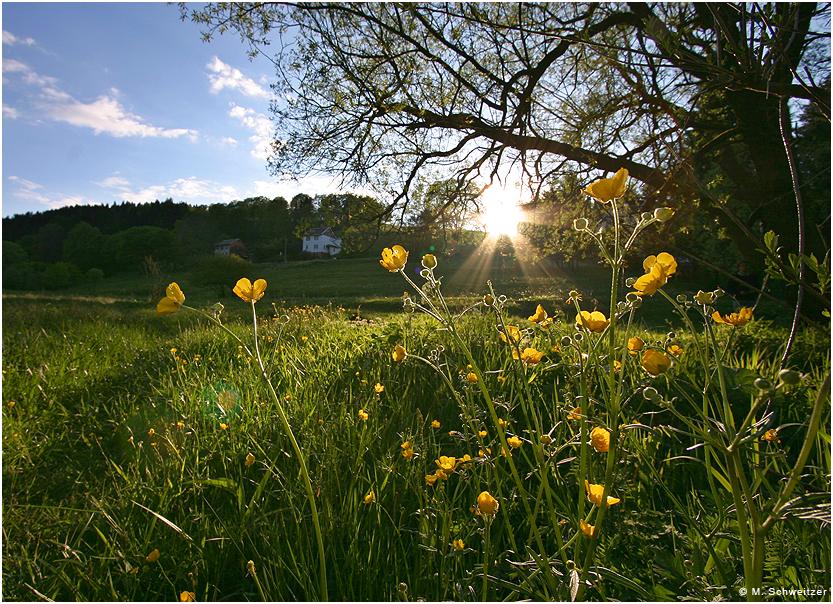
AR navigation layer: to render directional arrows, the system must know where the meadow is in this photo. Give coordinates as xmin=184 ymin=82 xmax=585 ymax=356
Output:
xmin=2 ymin=242 xmax=830 ymax=601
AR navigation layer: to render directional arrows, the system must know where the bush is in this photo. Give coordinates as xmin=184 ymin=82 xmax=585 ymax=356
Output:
xmin=86 ymin=268 xmax=105 ymax=284
xmin=191 ymin=254 xmax=253 ymax=291
xmin=42 ymin=262 xmax=82 ymax=290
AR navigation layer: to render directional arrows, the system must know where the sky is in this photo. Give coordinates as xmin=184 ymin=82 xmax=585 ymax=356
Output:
xmin=1 ymin=2 xmax=349 ymax=218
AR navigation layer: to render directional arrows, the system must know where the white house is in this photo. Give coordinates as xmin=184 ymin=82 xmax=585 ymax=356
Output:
xmin=302 ymin=227 xmax=342 ymax=256
xmin=214 ymin=238 xmax=247 ymax=257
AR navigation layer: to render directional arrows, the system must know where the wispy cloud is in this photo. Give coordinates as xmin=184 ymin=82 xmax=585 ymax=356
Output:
xmin=7 ymin=175 xmax=87 ymax=209
xmin=96 ymin=175 xmax=239 ymax=205
xmin=4 ymin=59 xmax=197 ymax=139
xmin=3 ymin=105 xmax=20 ymax=119
xmin=207 ymin=56 xmax=269 ymax=98
xmin=219 ymin=136 xmax=238 ymax=147
xmin=2 ymin=30 xmax=36 ymax=46
xmin=228 ymin=103 xmax=273 ymax=160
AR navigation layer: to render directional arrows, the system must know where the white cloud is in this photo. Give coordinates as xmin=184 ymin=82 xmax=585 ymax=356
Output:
xmin=3 ymin=59 xmax=197 ymax=139
xmin=207 ymin=56 xmax=269 ymax=99
xmin=7 ymin=175 xmax=87 ymax=209
xmin=3 ymin=31 xmax=36 ymax=46
xmin=97 ymin=175 xmax=239 ymax=205
xmin=94 ymin=175 xmax=131 ymax=188
xmin=3 ymin=106 xmax=20 ymax=119
xmin=228 ymin=103 xmax=273 ymax=160
xmin=219 ymin=136 xmax=238 ymax=146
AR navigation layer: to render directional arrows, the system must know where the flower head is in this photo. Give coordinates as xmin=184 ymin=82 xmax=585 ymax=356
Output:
xmin=761 ymin=428 xmax=780 ymax=443
xmin=583 ymin=168 xmax=629 ymax=203
xmin=452 ymin=538 xmax=465 ymax=551
xmin=499 ymin=325 xmax=521 ymax=344
xmin=627 ymin=337 xmax=644 ymax=356
xmin=632 ymin=253 xmax=677 ymax=296
xmin=180 ymin=592 xmax=196 ymax=602
xmin=157 ymin=282 xmax=185 ymax=315
xmin=579 ymin=520 xmax=596 ymax=538
xmin=540 ymin=434 xmax=553 ymax=445
xmin=528 ymin=304 xmax=548 ymax=323
xmin=507 ymin=435 xmax=523 ymax=449
xmin=585 ymin=480 xmax=621 ymax=507
xmin=363 ymin=490 xmax=376 ymax=505
xmin=425 ymin=473 xmax=440 ymax=486
xmin=374 ymin=383 xmax=385 ymax=394
xmin=576 ymin=311 xmax=609 ymax=333
xmin=233 ymin=278 xmax=267 ymax=303
xmin=590 ymin=427 xmax=611 ymax=453
xmin=568 ymin=407 xmax=583 ymax=421
xmin=431 ymin=419 xmax=441 ymax=429
xmin=358 ymin=408 xmax=369 ymax=422
xmin=245 ymin=452 xmax=255 ymax=467
xmin=694 ymin=290 xmax=715 ymax=305
xmin=392 ymin=345 xmax=406 ymax=363
xmin=435 ymin=456 xmax=457 ymax=473
xmin=466 ymin=372 xmax=478 ymax=384
xmin=476 ymin=491 xmax=499 ymax=517
xmin=712 ymin=307 xmax=754 ymax=327
xmin=641 ymin=349 xmax=671 ymax=376
xmin=380 ymin=245 xmax=408 ymax=271
xmin=514 ymin=347 xmax=544 ymax=365
xmin=667 ymin=344 xmax=684 ymax=357
xmin=146 ymin=548 xmax=161 ymax=563
xmin=421 ymin=253 xmax=437 ymax=269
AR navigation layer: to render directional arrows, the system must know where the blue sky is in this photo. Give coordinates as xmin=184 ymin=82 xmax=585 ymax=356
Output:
xmin=2 ymin=3 xmax=345 ymax=218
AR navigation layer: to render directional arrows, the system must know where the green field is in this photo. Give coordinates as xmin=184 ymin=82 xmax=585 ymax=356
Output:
xmin=2 ymin=254 xmax=830 ymax=601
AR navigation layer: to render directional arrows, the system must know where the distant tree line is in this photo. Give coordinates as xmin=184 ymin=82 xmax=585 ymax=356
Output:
xmin=1 ymin=192 xmax=394 ymax=291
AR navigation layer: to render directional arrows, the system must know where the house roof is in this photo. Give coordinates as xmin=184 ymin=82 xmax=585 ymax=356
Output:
xmin=303 ymin=227 xmax=337 ymax=238
xmin=215 ymin=238 xmax=242 ymax=246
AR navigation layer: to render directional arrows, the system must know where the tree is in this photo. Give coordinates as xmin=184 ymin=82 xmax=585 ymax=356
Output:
xmin=183 ymin=2 xmax=830 ymax=266
xmin=63 ymin=222 xmax=105 ymax=270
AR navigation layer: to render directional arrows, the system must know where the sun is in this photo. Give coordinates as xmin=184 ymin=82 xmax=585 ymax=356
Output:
xmin=479 ymin=186 xmax=525 ymax=237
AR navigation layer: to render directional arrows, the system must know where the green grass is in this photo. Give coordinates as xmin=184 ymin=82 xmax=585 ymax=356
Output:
xmin=2 ymin=258 xmax=829 ymax=601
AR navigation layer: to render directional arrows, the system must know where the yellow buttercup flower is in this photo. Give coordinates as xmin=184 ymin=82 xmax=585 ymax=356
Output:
xmin=478 ymin=430 xmax=488 ymax=438
xmin=179 ymin=592 xmax=196 ymax=602
xmin=146 ymin=548 xmax=161 ymax=563
xmin=507 ymin=435 xmax=523 ymax=449
xmin=392 ymin=344 xmax=406 ymax=363
xmin=425 ymin=473 xmax=440 ymax=486
xmin=540 ymin=434 xmax=552 ymax=445
xmin=583 ymin=167 xmax=629 ymax=203
xmin=627 ymin=337 xmax=644 ymax=356
xmin=590 ymin=427 xmax=610 ymax=453
xmin=762 ymin=428 xmax=780 ymax=443
xmin=667 ymin=344 xmax=684 ymax=357
xmin=435 ymin=456 xmax=457 ymax=473
xmin=476 ymin=491 xmax=499 ymax=517
xmin=585 ymin=480 xmax=621 ymax=507
xmin=497 ymin=418 xmax=508 ymax=429
xmin=219 ymin=422 xmax=229 ymax=430
xmin=632 ymin=253 xmax=677 ymax=297
xmin=499 ymin=325 xmax=521 ymax=344
xmin=579 ymin=520 xmax=596 ymax=538
xmin=380 ymin=245 xmax=409 ymax=272
xmin=358 ymin=408 xmax=369 ymax=421
xmin=712 ymin=307 xmax=754 ymax=327
xmin=421 ymin=253 xmax=437 ymax=269
xmin=233 ymin=278 xmax=267 ymax=303
xmin=641 ymin=349 xmax=671 ymax=376
xmin=514 ymin=347 xmax=544 ymax=365
xmin=374 ymin=383 xmax=385 ymax=394
xmin=466 ymin=372 xmax=478 ymax=384
xmin=245 ymin=452 xmax=255 ymax=467
xmin=568 ymin=407 xmax=583 ymax=421
xmin=576 ymin=310 xmax=609 ymax=333
xmin=402 ymin=448 xmax=415 ymax=460
xmin=157 ymin=282 xmax=185 ymax=315
xmin=452 ymin=538 xmax=465 ymax=551
xmin=431 ymin=419 xmax=441 ymax=429
xmin=528 ymin=304 xmax=548 ymax=323
xmin=643 ymin=252 xmax=677 ymax=278
xmin=363 ymin=490 xmax=375 ymax=505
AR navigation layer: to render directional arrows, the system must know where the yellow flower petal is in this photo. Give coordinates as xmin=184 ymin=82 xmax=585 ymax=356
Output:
xmin=583 ymin=168 xmax=629 ymax=203
xmin=156 ymin=296 xmax=181 ymax=315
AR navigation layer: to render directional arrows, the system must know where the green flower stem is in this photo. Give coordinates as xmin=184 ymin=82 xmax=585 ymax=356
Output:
xmin=250 ymin=301 xmax=328 ymax=601
xmin=481 ymin=518 xmax=492 ymax=601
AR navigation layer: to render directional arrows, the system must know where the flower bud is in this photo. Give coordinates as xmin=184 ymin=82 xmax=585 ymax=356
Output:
xmin=778 ymin=369 xmax=801 ymax=385
xmin=625 ymin=292 xmax=639 ymax=302
xmin=422 ymin=254 xmax=437 ymax=269
xmin=641 ymin=211 xmax=653 ymax=222
xmin=560 ymin=336 xmax=572 ymax=347
xmin=625 ymin=277 xmax=636 ymax=287
xmin=573 ymin=332 xmax=584 ymax=342
xmin=569 ymin=289 xmax=581 ymax=300
xmin=754 ymin=378 xmax=773 ymax=391
xmin=667 ymin=332 xmax=676 ymax=340
xmin=713 ymin=288 xmax=725 ymax=298
xmin=642 ymin=386 xmax=659 ymax=401
xmin=694 ymin=290 xmax=714 ymax=305
xmin=654 ymin=207 xmax=675 ymax=222
xmin=675 ymin=294 xmax=687 ymax=304
xmin=483 ymin=293 xmax=495 ymax=306
xmin=573 ymin=218 xmax=589 ymax=231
